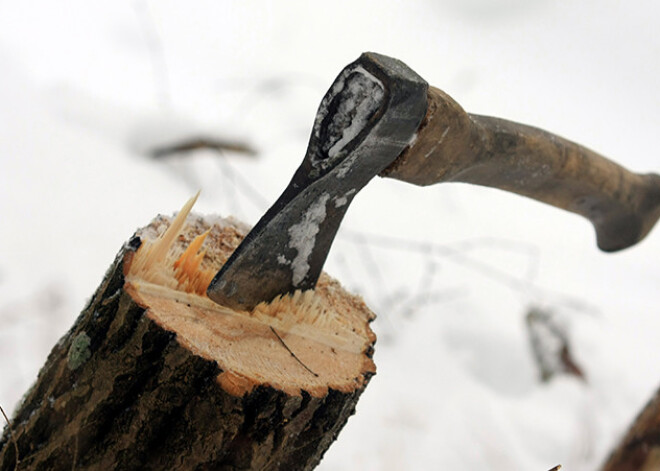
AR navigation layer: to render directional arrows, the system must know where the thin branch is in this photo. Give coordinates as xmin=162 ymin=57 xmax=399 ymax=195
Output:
xmin=340 ymin=229 xmax=598 ymax=315
xmin=150 ymin=138 xmax=257 ymax=159
xmin=215 ymin=156 xmax=270 ymax=211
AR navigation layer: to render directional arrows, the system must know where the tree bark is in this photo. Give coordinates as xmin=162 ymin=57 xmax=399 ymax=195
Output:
xmin=602 ymin=386 xmax=660 ymax=471
xmin=0 ymin=203 xmax=376 ymax=471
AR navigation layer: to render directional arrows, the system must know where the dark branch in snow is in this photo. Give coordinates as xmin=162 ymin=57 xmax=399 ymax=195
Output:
xmin=149 ymin=137 xmax=257 ymax=159
xmin=526 ymin=307 xmax=585 ymax=382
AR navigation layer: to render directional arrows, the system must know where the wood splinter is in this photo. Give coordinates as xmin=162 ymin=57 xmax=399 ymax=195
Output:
xmin=0 ymin=195 xmax=376 ymax=471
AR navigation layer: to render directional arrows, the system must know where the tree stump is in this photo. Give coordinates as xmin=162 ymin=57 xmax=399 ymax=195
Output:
xmin=0 ymin=197 xmax=376 ymax=470
xmin=602 ymin=385 xmax=660 ymax=471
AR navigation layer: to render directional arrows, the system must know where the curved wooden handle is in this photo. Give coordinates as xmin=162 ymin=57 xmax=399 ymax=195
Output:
xmin=382 ymin=87 xmax=660 ymax=251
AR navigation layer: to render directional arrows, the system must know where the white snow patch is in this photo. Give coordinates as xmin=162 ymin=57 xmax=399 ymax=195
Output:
xmin=327 ymin=66 xmax=384 ymax=159
xmin=334 ymin=196 xmax=348 ymax=208
xmin=287 ymin=193 xmax=330 ymax=286
xmin=334 ymin=188 xmax=356 ymax=208
xmin=336 ymin=159 xmax=353 ymax=179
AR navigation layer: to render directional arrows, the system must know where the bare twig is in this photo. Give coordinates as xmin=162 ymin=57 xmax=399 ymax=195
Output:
xmin=270 ymin=326 xmax=318 ymax=377
xmin=526 ymin=307 xmax=586 ymax=382
xmin=150 ymin=138 xmax=257 ymax=159
xmin=215 ymin=157 xmax=270 ymax=210
xmin=0 ymin=403 xmax=19 ymax=471
xmin=345 ymin=231 xmax=389 ymax=298
xmin=400 ymin=287 xmax=467 ymax=318
xmin=340 ymin=229 xmax=598 ymax=315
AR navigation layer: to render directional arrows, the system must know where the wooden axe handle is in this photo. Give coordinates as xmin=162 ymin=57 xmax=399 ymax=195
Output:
xmin=382 ymin=86 xmax=660 ymax=251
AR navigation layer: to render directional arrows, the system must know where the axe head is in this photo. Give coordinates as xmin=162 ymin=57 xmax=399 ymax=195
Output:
xmin=207 ymin=52 xmax=428 ymax=310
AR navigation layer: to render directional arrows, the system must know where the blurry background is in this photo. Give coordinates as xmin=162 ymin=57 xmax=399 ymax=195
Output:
xmin=0 ymin=1 xmax=658 ymax=469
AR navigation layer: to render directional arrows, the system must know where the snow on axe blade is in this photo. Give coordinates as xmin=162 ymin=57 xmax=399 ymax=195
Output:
xmin=207 ymin=52 xmax=428 ymax=310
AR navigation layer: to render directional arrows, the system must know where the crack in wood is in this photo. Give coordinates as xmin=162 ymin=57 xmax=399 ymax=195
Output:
xmin=270 ymin=327 xmax=319 ymax=378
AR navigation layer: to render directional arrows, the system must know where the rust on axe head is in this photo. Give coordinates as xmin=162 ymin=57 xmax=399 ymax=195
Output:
xmin=207 ymin=52 xmax=428 ymax=310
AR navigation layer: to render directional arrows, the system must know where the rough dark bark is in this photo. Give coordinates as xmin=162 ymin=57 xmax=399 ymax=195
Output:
xmin=0 ymin=212 xmax=376 ymax=471
xmin=602 ymin=386 xmax=660 ymax=471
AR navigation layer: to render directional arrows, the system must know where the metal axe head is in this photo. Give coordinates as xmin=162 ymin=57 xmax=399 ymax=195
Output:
xmin=207 ymin=52 xmax=428 ymax=310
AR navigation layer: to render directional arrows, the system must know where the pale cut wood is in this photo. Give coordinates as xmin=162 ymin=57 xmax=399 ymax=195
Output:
xmin=0 ymin=198 xmax=376 ymax=471
xmin=128 ymin=205 xmax=376 ymax=399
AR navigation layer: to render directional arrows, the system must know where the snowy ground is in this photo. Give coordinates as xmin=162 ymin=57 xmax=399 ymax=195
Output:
xmin=1 ymin=1 xmax=659 ymax=469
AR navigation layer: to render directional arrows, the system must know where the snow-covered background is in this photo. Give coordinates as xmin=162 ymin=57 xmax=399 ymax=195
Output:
xmin=1 ymin=1 xmax=658 ymax=469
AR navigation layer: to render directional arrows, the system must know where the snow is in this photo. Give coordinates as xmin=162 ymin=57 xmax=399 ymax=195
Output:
xmin=287 ymin=193 xmax=330 ymax=286
xmin=326 ymin=66 xmax=385 ymax=159
xmin=334 ymin=189 xmax=356 ymax=208
xmin=1 ymin=1 xmax=659 ymax=469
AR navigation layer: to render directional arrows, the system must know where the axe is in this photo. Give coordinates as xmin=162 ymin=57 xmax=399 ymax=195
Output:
xmin=207 ymin=52 xmax=660 ymax=311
